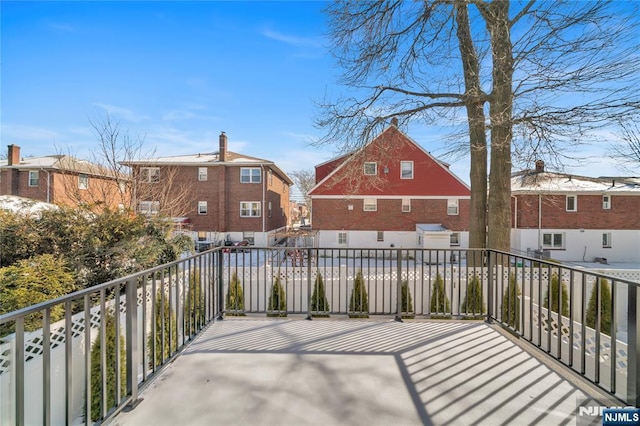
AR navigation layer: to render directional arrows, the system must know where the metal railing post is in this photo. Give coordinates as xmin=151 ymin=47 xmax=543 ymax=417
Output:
xmin=628 ymin=284 xmax=640 ymax=407
xmin=395 ymin=249 xmax=403 ymax=322
xmin=216 ymin=249 xmax=225 ymax=320
xmin=306 ymin=248 xmax=312 ymax=320
xmin=486 ymin=250 xmax=493 ymax=323
xmin=125 ymin=278 xmax=141 ymax=409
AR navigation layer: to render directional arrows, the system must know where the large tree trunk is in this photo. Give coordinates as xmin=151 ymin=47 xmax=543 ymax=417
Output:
xmin=486 ymin=1 xmax=513 ymax=253
xmin=455 ymin=1 xmax=488 ymax=253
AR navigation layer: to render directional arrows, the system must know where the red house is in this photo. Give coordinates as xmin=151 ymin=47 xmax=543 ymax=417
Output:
xmin=309 ymin=121 xmax=471 ymax=249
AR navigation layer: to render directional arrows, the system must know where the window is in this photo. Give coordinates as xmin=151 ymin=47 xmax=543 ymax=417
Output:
xmin=197 ymin=231 xmax=207 ymax=241
xmin=141 ymin=167 xmax=160 ymax=183
xmin=240 ymin=201 xmax=261 ymax=217
xmin=338 ymin=232 xmax=348 ymax=245
xmin=363 ymin=162 xmax=377 ymax=175
xmin=268 ymin=201 xmax=272 ymax=218
xmin=377 ymin=231 xmax=384 ymax=242
xmin=268 ymin=170 xmax=273 ymax=185
xmin=602 ymin=195 xmax=611 ymax=210
xmin=28 ymin=171 xmax=39 ymax=187
xmin=402 ymin=198 xmax=411 ymax=213
xmin=198 ymin=201 xmax=208 ymax=215
xmin=243 ymin=232 xmax=255 ymax=245
xmin=240 ymin=167 xmax=261 ymax=183
xmin=542 ymin=233 xmax=564 ymax=249
xmin=400 ymin=161 xmax=414 ymax=179
xmin=566 ymin=195 xmax=577 ymax=212
xmin=363 ymin=198 xmax=377 ymax=211
xmin=78 ymin=174 xmax=89 ymax=190
xmin=198 ymin=167 xmax=208 ymax=181
xmin=603 ymin=233 xmax=612 ymax=248
xmin=140 ymin=201 xmax=160 ymax=215
xmin=450 ymin=233 xmax=460 ymax=246
xmin=447 ymin=199 xmax=459 ymax=215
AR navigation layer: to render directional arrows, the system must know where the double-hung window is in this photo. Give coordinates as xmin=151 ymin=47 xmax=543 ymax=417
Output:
xmin=198 ymin=201 xmax=208 ymax=215
xmin=240 ymin=201 xmax=261 ymax=217
xmin=198 ymin=167 xmax=208 ymax=181
xmin=400 ymin=161 xmax=414 ymax=179
xmin=338 ymin=232 xmax=348 ymax=245
xmin=28 ymin=171 xmax=39 ymax=187
xmin=363 ymin=198 xmax=377 ymax=211
xmin=602 ymin=195 xmax=611 ymax=210
xmin=141 ymin=167 xmax=160 ymax=183
xmin=450 ymin=233 xmax=460 ymax=246
xmin=566 ymin=195 xmax=577 ymax=212
xmin=240 ymin=168 xmax=261 ymax=183
xmin=140 ymin=201 xmax=160 ymax=215
xmin=602 ymin=233 xmax=612 ymax=248
xmin=447 ymin=199 xmax=459 ymax=215
xmin=78 ymin=174 xmax=89 ymax=190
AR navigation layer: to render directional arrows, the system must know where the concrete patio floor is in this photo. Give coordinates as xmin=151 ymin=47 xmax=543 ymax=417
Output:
xmin=111 ymin=318 xmax=609 ymax=426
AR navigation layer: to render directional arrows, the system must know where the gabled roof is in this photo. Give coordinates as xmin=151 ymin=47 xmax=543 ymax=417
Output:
xmin=120 ymin=151 xmax=294 ymax=185
xmin=309 ymin=124 xmax=470 ymax=197
xmin=0 ymin=155 xmax=120 ymax=179
xmin=511 ymin=170 xmax=640 ymax=195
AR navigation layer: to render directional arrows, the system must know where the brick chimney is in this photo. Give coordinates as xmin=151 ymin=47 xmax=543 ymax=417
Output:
xmin=219 ymin=132 xmax=227 ymax=162
xmin=391 ymin=117 xmax=399 ymax=127
xmin=8 ymin=144 xmax=20 ymax=166
xmin=535 ymin=160 xmax=544 ymax=173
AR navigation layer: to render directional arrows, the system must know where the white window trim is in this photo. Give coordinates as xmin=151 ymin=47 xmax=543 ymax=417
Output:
xmin=141 ymin=167 xmax=160 ymax=183
xmin=363 ymin=198 xmax=377 ymax=211
xmin=28 ymin=171 xmax=39 ymax=187
xmin=602 ymin=232 xmax=612 ymax=248
xmin=402 ymin=198 xmax=411 ymax=213
xmin=400 ymin=161 xmax=414 ymax=179
xmin=198 ymin=201 xmax=208 ymax=215
xmin=198 ymin=167 xmax=208 ymax=181
xmin=240 ymin=201 xmax=261 ymax=217
xmin=447 ymin=199 xmax=459 ymax=216
xmin=78 ymin=174 xmax=89 ymax=190
xmin=240 ymin=167 xmax=261 ymax=183
xmin=338 ymin=232 xmax=348 ymax=245
xmin=542 ymin=232 xmax=565 ymax=249
xmin=602 ymin=195 xmax=611 ymax=210
xmin=566 ymin=195 xmax=577 ymax=212
xmin=364 ymin=162 xmax=377 ymax=176
xmin=140 ymin=201 xmax=160 ymax=216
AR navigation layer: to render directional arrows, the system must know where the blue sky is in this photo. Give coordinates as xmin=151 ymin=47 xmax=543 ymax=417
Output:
xmin=1 ymin=1 xmax=635 ymax=191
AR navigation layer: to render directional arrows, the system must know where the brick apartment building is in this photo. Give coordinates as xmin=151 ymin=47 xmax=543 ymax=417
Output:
xmin=121 ymin=132 xmax=293 ymax=246
xmin=511 ymin=161 xmax=640 ymax=263
xmin=0 ymin=144 xmax=127 ymax=210
xmin=309 ymin=120 xmax=471 ymax=249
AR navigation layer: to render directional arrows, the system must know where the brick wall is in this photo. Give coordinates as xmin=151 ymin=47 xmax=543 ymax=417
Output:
xmin=312 ymin=198 xmax=470 ymax=231
xmin=513 ymin=194 xmax=640 ymax=230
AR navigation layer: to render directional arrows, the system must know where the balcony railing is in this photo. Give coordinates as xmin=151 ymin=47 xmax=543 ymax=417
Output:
xmin=0 ymin=247 xmax=638 ymax=425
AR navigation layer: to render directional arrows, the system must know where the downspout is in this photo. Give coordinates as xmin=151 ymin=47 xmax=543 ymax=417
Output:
xmin=538 ymin=193 xmax=542 ymax=250
xmin=261 ymin=165 xmax=266 ymax=234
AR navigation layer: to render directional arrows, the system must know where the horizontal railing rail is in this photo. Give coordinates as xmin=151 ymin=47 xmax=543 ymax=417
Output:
xmin=1 ymin=246 xmax=638 ymax=425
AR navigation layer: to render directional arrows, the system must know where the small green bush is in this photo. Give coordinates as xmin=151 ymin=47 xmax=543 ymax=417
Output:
xmin=184 ymin=270 xmax=205 ymax=337
xmin=586 ymin=277 xmax=612 ymax=336
xmin=430 ymin=273 xmax=450 ymax=318
xmin=226 ymin=272 xmax=245 ymax=316
xmin=543 ymin=274 xmax=569 ymax=317
xmin=400 ymin=280 xmax=414 ymax=319
xmin=90 ymin=311 xmax=126 ymax=422
xmin=148 ymin=288 xmax=177 ymax=368
xmin=267 ymin=275 xmax=287 ymax=317
xmin=349 ymin=271 xmax=369 ymax=318
xmin=461 ymin=275 xmax=485 ymax=317
xmin=310 ymin=272 xmax=330 ymax=317
xmin=502 ymin=274 xmax=521 ymax=331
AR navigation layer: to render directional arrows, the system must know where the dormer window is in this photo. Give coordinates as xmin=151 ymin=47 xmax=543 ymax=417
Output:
xmin=363 ymin=162 xmax=377 ymax=176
